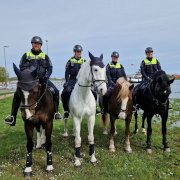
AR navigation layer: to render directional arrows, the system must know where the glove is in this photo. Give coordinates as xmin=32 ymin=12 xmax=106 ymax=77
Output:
xmin=109 ymin=80 xmax=115 ymax=87
xmin=146 ymin=77 xmax=152 ymax=82
xmin=44 ymin=74 xmax=49 ymax=79
xmin=63 ymin=82 xmax=68 ymax=89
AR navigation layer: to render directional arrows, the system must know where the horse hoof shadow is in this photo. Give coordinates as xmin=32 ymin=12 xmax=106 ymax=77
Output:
xmin=24 ymin=172 xmax=32 ymax=178
xmin=74 ymin=165 xmax=81 ymax=169
xmin=46 ymin=170 xmax=53 ymax=175
xmin=91 ymin=161 xmax=98 ymax=167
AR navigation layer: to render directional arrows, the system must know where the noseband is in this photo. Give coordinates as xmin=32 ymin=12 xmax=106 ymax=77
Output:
xmin=19 ymin=79 xmax=48 ymax=111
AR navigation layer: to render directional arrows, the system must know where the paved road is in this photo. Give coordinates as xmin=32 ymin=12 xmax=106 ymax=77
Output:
xmin=0 ymin=88 xmax=15 ymax=94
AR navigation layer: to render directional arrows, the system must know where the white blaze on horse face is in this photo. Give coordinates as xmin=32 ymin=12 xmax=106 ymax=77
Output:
xmin=93 ymin=66 xmax=107 ymax=95
xmin=22 ymin=90 xmax=33 ymax=120
xmin=118 ymin=97 xmax=128 ymax=120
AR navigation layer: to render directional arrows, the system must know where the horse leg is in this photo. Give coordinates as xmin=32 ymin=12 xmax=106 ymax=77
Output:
xmin=109 ymin=115 xmax=116 ymax=152
xmin=44 ymin=122 xmax=54 ymax=174
xmin=63 ymin=118 xmax=68 ymax=138
xmin=36 ymin=124 xmax=41 ymax=149
xmin=24 ymin=123 xmax=34 ymax=178
xmin=88 ymin=115 xmax=97 ymax=166
xmin=161 ymin=113 xmax=170 ymax=152
xmin=114 ymin=121 xmax=117 ymax=136
xmin=146 ymin=115 xmax=153 ymax=154
xmin=142 ymin=113 xmax=146 ymax=135
xmin=41 ymin=127 xmax=46 ymax=146
xmin=125 ymin=115 xmax=132 ymax=153
xmin=74 ymin=117 xmax=82 ymax=168
xmin=133 ymin=111 xmax=139 ymax=134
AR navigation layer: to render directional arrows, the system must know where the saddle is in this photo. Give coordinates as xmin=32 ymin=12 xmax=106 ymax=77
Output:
xmin=48 ymin=85 xmax=55 ymax=97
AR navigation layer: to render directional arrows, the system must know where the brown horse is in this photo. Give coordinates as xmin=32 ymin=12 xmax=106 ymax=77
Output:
xmin=99 ymin=77 xmax=134 ymax=152
xmin=13 ymin=64 xmax=54 ymax=177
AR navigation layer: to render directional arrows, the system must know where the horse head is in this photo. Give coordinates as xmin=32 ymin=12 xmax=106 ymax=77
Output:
xmin=13 ymin=63 xmax=44 ymax=121
xmin=116 ymin=77 xmax=134 ymax=120
xmin=88 ymin=52 xmax=107 ymax=95
xmin=152 ymin=70 xmax=174 ymax=103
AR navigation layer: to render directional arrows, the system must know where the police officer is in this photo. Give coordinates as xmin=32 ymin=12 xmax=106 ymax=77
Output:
xmin=141 ymin=47 xmax=161 ymax=80
xmin=4 ymin=36 xmax=61 ymax=126
xmin=101 ymin=51 xmax=127 ymax=115
xmin=61 ymin=45 xmax=85 ymax=119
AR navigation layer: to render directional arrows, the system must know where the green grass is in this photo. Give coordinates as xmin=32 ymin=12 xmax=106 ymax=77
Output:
xmin=0 ymin=97 xmax=180 ymax=179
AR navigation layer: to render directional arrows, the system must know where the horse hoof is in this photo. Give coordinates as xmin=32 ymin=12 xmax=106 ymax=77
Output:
xmin=142 ymin=132 xmax=146 ymax=135
xmin=146 ymin=148 xmax=152 ymax=154
xmin=103 ymin=131 xmax=108 ymax=135
xmin=164 ymin=148 xmax=171 ymax=153
xmin=134 ymin=129 xmax=138 ymax=135
xmin=91 ymin=161 xmax=98 ymax=166
xmin=74 ymin=165 xmax=81 ymax=169
xmin=46 ymin=170 xmax=53 ymax=175
xmin=109 ymin=148 xmax=116 ymax=152
xmin=24 ymin=172 xmax=32 ymax=178
xmin=126 ymin=149 xmax=132 ymax=153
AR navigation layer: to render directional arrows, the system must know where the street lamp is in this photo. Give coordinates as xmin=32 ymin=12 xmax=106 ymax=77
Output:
xmin=46 ymin=40 xmax=48 ymax=55
xmin=4 ymin=46 xmax=9 ymax=87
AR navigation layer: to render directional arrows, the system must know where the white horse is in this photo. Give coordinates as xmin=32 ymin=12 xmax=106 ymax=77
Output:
xmin=69 ymin=52 xmax=107 ymax=168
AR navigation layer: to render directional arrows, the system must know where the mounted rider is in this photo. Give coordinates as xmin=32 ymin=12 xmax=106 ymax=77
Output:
xmin=61 ymin=45 xmax=100 ymax=120
xmin=4 ymin=36 xmax=61 ymax=126
xmin=101 ymin=51 xmax=127 ymax=115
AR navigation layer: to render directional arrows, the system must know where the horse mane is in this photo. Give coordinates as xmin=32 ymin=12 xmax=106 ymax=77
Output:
xmin=152 ymin=70 xmax=169 ymax=81
xmin=116 ymin=77 xmax=131 ymax=102
xmin=76 ymin=60 xmax=91 ymax=80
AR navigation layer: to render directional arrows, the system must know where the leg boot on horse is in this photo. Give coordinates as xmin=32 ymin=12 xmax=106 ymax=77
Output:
xmin=4 ymin=91 xmax=21 ymax=126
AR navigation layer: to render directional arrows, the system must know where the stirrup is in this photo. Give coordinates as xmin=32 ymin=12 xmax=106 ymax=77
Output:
xmin=63 ymin=111 xmax=69 ymax=120
xmin=4 ymin=115 xmax=14 ymax=125
xmin=54 ymin=112 xmax=62 ymax=120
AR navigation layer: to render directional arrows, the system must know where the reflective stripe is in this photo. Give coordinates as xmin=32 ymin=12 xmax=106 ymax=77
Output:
xmin=109 ymin=62 xmax=121 ymax=68
xmin=70 ymin=58 xmax=84 ymax=64
xmin=26 ymin=52 xmax=46 ymax=60
xmin=144 ymin=58 xmax=157 ymax=65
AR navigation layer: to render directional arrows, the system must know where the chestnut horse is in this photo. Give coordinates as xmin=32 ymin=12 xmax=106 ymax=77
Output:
xmin=100 ymin=77 xmax=134 ymax=152
xmin=13 ymin=64 xmax=54 ymax=177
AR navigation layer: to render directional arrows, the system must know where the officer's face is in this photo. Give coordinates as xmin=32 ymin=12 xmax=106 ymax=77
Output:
xmin=74 ymin=51 xmax=82 ymax=58
xmin=146 ymin=51 xmax=153 ymax=58
xmin=32 ymin=42 xmax=41 ymax=52
xmin=112 ymin=56 xmax=118 ymax=62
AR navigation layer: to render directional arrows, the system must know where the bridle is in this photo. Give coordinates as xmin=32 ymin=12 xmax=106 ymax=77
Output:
xmin=78 ymin=65 xmax=106 ymax=89
xmin=19 ymin=79 xmax=48 ymax=111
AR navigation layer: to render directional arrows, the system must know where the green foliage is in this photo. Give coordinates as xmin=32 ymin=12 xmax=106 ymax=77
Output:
xmin=0 ymin=97 xmax=179 ymax=179
xmin=0 ymin=67 xmax=8 ymax=82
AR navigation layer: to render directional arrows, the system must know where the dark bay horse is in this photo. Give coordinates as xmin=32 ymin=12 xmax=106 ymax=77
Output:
xmin=13 ymin=64 xmax=54 ymax=177
xmin=100 ymin=78 xmax=134 ymax=152
xmin=133 ymin=70 xmax=175 ymax=154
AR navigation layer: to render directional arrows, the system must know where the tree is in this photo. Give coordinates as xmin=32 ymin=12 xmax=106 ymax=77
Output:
xmin=0 ymin=67 xmax=7 ymax=82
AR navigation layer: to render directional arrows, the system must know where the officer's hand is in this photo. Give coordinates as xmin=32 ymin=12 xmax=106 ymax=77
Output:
xmin=44 ymin=74 xmax=49 ymax=79
xmin=63 ymin=82 xmax=68 ymax=89
xmin=110 ymin=80 xmax=115 ymax=87
xmin=147 ymin=77 xmax=152 ymax=82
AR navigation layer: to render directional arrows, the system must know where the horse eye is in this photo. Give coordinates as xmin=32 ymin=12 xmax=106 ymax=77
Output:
xmin=33 ymin=87 xmax=38 ymax=93
xmin=94 ymin=69 xmax=97 ymax=72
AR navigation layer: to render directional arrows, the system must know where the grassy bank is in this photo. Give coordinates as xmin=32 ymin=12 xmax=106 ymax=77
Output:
xmin=0 ymin=97 xmax=179 ymax=179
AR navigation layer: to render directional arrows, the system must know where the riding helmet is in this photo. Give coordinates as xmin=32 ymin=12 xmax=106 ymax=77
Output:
xmin=73 ymin=45 xmax=83 ymax=52
xmin=111 ymin=51 xmax=119 ymax=58
xmin=145 ymin=47 xmax=153 ymax=53
xmin=31 ymin=36 xmax=43 ymax=45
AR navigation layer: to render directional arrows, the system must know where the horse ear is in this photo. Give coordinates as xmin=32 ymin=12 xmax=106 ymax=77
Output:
xmin=169 ymin=78 xmax=175 ymax=85
xmin=31 ymin=68 xmax=38 ymax=78
xmin=13 ymin=63 xmax=21 ymax=78
xmin=129 ymin=84 xmax=134 ymax=91
xmin=100 ymin=53 xmax=103 ymax=60
xmin=157 ymin=77 xmax=162 ymax=84
xmin=89 ymin=51 xmax=95 ymax=60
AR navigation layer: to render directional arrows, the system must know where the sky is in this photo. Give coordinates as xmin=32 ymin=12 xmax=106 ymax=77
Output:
xmin=0 ymin=0 xmax=180 ymax=78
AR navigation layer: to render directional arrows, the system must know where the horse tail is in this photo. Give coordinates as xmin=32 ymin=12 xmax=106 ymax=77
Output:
xmin=100 ymin=113 xmax=109 ymax=127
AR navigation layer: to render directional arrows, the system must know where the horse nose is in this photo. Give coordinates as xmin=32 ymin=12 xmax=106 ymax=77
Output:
xmin=100 ymin=88 xmax=103 ymax=93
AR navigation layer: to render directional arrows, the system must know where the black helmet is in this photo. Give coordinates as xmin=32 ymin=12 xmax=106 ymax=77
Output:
xmin=73 ymin=45 xmax=83 ymax=52
xmin=111 ymin=51 xmax=119 ymax=58
xmin=31 ymin=36 xmax=43 ymax=45
xmin=145 ymin=47 xmax=153 ymax=53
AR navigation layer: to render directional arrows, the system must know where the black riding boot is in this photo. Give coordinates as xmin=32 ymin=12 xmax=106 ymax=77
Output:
xmin=4 ymin=91 xmax=21 ymax=126
xmin=101 ymin=95 xmax=108 ymax=115
xmin=54 ymin=97 xmax=61 ymax=120
xmin=61 ymin=91 xmax=70 ymax=120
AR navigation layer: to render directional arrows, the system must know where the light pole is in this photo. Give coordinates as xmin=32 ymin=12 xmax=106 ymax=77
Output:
xmin=46 ymin=40 xmax=48 ymax=55
xmin=4 ymin=46 xmax=9 ymax=86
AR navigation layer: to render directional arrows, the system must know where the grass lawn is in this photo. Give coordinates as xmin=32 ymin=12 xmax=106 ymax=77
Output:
xmin=0 ymin=97 xmax=179 ymax=180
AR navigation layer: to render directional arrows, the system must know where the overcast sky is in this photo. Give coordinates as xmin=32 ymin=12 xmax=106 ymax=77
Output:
xmin=0 ymin=0 xmax=180 ymax=78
